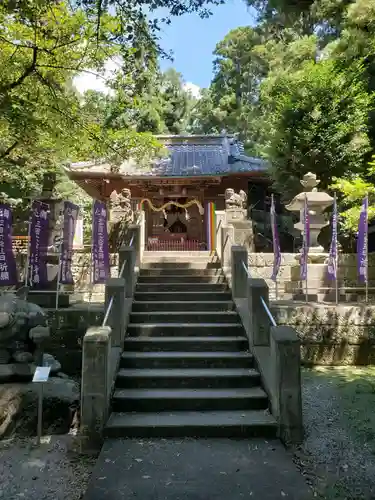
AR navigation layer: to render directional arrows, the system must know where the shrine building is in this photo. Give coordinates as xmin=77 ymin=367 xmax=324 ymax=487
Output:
xmin=64 ymin=134 xmax=271 ymax=250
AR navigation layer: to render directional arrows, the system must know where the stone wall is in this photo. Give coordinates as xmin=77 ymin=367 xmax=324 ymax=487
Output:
xmin=271 ymin=303 xmax=375 ymax=365
xmin=13 ymin=251 xmax=119 ymax=303
xmin=44 ymin=306 xmax=104 ymax=375
xmin=68 ymin=251 xmax=119 ymax=302
xmin=248 ymin=253 xmax=375 ymax=301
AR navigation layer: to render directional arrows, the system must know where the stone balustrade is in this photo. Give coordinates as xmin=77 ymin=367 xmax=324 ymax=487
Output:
xmin=231 ymin=245 xmax=303 ymax=445
xmin=80 ymin=243 xmax=137 ymax=449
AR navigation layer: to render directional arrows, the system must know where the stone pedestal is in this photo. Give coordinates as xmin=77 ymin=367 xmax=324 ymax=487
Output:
xmin=225 ymin=208 xmax=247 ymax=225
xmin=286 ymin=172 xmax=333 ymax=255
xmin=29 ymin=173 xmax=70 ymax=308
xmin=232 ymin=220 xmax=255 ymax=252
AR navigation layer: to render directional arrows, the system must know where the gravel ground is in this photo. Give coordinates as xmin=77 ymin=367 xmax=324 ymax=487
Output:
xmin=0 ymin=434 xmax=96 ymax=500
xmin=297 ymin=367 xmax=375 ymax=499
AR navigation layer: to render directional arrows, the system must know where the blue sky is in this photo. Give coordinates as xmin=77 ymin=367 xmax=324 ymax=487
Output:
xmin=74 ymin=0 xmax=256 ymax=94
xmin=156 ymin=0 xmax=256 ymax=89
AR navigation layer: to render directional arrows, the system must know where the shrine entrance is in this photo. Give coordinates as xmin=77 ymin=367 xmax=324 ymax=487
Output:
xmin=141 ymin=198 xmax=206 ymax=251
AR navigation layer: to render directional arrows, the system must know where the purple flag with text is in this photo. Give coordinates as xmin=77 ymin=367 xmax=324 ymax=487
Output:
xmin=327 ymin=194 xmax=338 ymax=281
xmin=300 ymin=195 xmax=310 ymax=281
xmin=0 ymin=205 xmax=17 ymax=286
xmin=270 ymin=195 xmax=281 ymax=281
xmin=357 ymin=196 xmax=368 ymax=283
xmin=29 ymin=201 xmax=49 ymax=287
xmin=60 ymin=201 xmax=79 ymax=285
xmin=92 ymin=201 xmax=110 ymax=284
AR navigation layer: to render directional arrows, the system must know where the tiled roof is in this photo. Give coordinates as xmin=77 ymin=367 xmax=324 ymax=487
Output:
xmin=68 ymin=135 xmax=268 ymax=178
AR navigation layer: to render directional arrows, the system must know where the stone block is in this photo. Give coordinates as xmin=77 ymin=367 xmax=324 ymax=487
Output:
xmin=221 ymin=226 xmax=234 ymax=270
xmin=119 ymin=246 xmax=136 ymax=297
xmin=29 ymin=325 xmax=50 ymax=342
xmin=81 ymin=325 xmax=111 ymax=447
xmin=231 ymin=220 xmax=255 ymax=252
xmin=231 ymin=246 xmax=248 ymax=298
xmin=104 ymin=278 xmax=126 ymax=347
xmin=128 ymin=224 xmax=141 ymax=267
xmin=270 ymin=325 xmax=303 ymax=444
xmin=215 ymin=210 xmax=225 ymax=262
xmin=247 ymin=278 xmax=271 ymax=346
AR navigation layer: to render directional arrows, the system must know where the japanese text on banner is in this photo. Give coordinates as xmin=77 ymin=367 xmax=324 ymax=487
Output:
xmin=300 ymin=195 xmax=310 ymax=281
xmin=92 ymin=201 xmax=110 ymax=284
xmin=29 ymin=201 xmax=49 ymax=287
xmin=0 ymin=205 xmax=17 ymax=286
xmin=357 ymin=196 xmax=368 ymax=284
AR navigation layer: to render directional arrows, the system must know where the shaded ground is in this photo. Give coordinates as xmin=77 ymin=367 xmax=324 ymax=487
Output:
xmin=84 ymin=438 xmax=312 ymax=500
xmin=0 ymin=435 xmax=96 ymax=500
xmin=298 ymin=367 xmax=375 ymax=499
xmin=2 ymin=367 xmax=375 ymax=499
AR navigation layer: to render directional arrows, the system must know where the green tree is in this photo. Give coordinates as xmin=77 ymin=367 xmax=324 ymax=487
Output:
xmin=188 ymin=26 xmax=268 ymax=154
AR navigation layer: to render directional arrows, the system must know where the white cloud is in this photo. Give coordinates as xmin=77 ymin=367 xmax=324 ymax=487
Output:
xmin=73 ymin=58 xmax=120 ymax=95
xmin=73 ymin=59 xmax=202 ymax=102
xmin=183 ymin=82 xmax=201 ymax=99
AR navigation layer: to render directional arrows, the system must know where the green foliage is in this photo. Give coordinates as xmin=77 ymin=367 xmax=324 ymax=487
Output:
xmin=261 ymin=57 xmax=372 ymax=196
xmin=190 ymin=0 xmax=375 ymax=234
xmin=331 ymin=157 xmax=375 ymax=232
xmin=0 ymin=0 xmax=206 ymax=217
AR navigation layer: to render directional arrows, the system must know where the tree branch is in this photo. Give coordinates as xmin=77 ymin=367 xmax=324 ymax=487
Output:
xmin=36 ymin=64 xmax=108 ymax=80
xmin=0 ymin=140 xmax=20 ymax=160
xmin=0 ymin=46 xmax=38 ymax=93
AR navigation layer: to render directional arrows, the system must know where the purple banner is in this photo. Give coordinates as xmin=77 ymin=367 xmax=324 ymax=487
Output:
xmin=327 ymin=194 xmax=338 ymax=280
xmin=60 ymin=201 xmax=79 ymax=285
xmin=92 ymin=201 xmax=110 ymax=284
xmin=270 ymin=195 xmax=281 ymax=281
xmin=0 ymin=205 xmax=17 ymax=286
xmin=357 ymin=196 xmax=368 ymax=283
xmin=300 ymin=195 xmax=310 ymax=281
xmin=29 ymin=201 xmax=49 ymax=287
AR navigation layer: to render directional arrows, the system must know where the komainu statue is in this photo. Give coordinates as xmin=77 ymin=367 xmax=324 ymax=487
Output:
xmin=0 ymin=293 xmax=50 ymax=370
xmin=225 ymin=188 xmax=247 ymax=210
xmin=109 ymin=188 xmax=133 ymax=224
xmin=109 ymin=188 xmax=134 ymax=251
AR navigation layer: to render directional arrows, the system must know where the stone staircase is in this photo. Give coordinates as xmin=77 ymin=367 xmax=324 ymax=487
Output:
xmin=105 ymin=251 xmax=277 ymax=438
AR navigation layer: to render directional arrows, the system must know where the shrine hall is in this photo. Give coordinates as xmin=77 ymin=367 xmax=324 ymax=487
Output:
xmin=64 ymin=134 xmax=271 ymax=251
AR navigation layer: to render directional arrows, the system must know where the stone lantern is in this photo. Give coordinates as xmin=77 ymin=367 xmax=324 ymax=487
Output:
xmin=286 ymin=172 xmax=333 ymax=259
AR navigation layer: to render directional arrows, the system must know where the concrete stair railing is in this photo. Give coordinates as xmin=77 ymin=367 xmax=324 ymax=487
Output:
xmin=80 ymin=248 xmax=303 ymax=448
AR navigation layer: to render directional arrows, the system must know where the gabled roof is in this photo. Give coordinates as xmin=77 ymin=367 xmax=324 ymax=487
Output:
xmin=66 ymin=134 xmax=268 ymax=179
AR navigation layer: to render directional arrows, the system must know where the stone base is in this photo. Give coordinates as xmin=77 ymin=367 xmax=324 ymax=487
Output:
xmin=28 ymin=291 xmax=70 ymax=308
xmin=225 ymin=208 xmax=247 ymax=225
xmin=0 ymin=353 xmax=61 ymax=382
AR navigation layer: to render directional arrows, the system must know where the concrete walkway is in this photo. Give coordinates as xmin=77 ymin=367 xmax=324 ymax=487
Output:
xmin=83 ymin=438 xmax=312 ymax=500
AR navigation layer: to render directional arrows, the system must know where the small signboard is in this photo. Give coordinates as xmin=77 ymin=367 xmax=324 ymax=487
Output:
xmin=32 ymin=366 xmax=51 ymax=383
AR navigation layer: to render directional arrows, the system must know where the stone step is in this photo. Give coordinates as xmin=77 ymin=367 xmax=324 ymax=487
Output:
xmin=116 ymin=367 xmax=260 ymax=389
xmin=136 ymin=283 xmax=229 ymax=292
xmin=131 ymin=301 xmax=235 ymax=312
xmin=120 ymin=351 xmax=254 ymax=369
xmin=134 ymin=291 xmax=232 ymax=301
xmin=127 ymin=323 xmax=244 ymax=337
xmin=137 ymin=275 xmax=227 ymax=284
xmin=123 ymin=336 xmax=249 ymax=352
xmin=142 ymin=257 xmax=220 ymax=264
xmin=105 ymin=410 xmax=277 ymax=438
xmin=139 ymin=268 xmax=225 ymax=277
xmin=129 ymin=312 xmax=240 ymax=324
xmin=140 ymin=262 xmax=221 ymax=270
xmin=143 ymin=251 xmax=215 ymax=258
xmin=111 ymin=387 xmax=268 ymax=412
